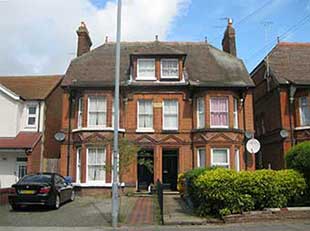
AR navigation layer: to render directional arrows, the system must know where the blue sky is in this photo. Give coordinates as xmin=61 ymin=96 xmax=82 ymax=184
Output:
xmin=92 ymin=0 xmax=310 ymax=71
xmin=0 ymin=0 xmax=309 ymax=75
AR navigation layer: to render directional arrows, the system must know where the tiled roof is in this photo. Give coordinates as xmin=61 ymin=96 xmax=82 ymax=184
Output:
xmin=257 ymin=42 xmax=310 ymax=85
xmin=0 ymin=132 xmax=41 ymax=150
xmin=0 ymin=75 xmax=63 ymax=100
xmin=62 ymin=41 xmax=253 ymax=88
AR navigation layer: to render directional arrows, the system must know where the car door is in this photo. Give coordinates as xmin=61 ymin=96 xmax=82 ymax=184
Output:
xmin=54 ymin=175 xmax=69 ymax=203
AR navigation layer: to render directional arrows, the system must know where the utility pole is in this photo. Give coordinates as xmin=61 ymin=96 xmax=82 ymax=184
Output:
xmin=112 ymin=0 xmax=122 ymax=228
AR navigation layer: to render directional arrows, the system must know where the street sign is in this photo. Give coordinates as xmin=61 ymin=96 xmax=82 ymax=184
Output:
xmin=246 ymin=138 xmax=261 ymax=154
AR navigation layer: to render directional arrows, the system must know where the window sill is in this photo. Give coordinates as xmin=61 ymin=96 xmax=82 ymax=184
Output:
xmin=72 ymin=127 xmax=126 ymax=133
xmin=295 ymin=126 xmax=310 ymax=130
xmin=135 ymin=129 xmax=155 ymax=133
xmin=135 ymin=77 xmax=157 ymax=81
xmin=160 ymin=76 xmax=179 ymax=80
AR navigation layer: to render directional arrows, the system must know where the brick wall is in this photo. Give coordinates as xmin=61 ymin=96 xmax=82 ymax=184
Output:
xmin=0 ymin=188 xmax=14 ymax=205
xmin=60 ymin=86 xmax=255 ymax=192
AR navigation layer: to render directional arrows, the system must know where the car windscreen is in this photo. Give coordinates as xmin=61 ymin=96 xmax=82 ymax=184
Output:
xmin=20 ymin=174 xmax=52 ymax=184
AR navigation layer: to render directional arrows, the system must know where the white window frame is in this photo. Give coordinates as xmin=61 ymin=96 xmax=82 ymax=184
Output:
xmin=163 ymin=100 xmax=179 ymax=130
xmin=137 ymin=100 xmax=154 ymax=132
xmin=210 ymin=97 xmax=229 ymax=128
xmin=77 ymin=97 xmax=83 ymax=128
xmin=197 ymin=97 xmax=205 ymax=129
xmin=160 ymin=58 xmax=179 ymax=79
xmin=86 ymin=147 xmax=106 ymax=184
xmin=235 ymin=148 xmax=240 ymax=172
xmin=197 ymin=148 xmax=206 ymax=168
xmin=299 ymin=96 xmax=310 ymax=126
xmin=233 ymin=98 xmax=239 ymax=129
xmin=136 ymin=58 xmax=156 ymax=80
xmin=26 ymin=103 xmax=38 ymax=128
xmin=76 ymin=148 xmax=81 ymax=184
xmin=211 ymin=148 xmax=230 ymax=168
xmin=87 ymin=96 xmax=107 ymax=128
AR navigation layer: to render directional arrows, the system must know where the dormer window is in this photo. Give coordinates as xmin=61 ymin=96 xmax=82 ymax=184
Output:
xmin=26 ymin=104 xmax=38 ymax=127
xmin=137 ymin=58 xmax=156 ymax=80
xmin=161 ymin=59 xmax=178 ymax=79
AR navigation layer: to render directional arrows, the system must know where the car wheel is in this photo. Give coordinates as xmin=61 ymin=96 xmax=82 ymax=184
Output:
xmin=11 ymin=204 xmax=20 ymax=211
xmin=54 ymin=194 xmax=60 ymax=209
xmin=70 ymin=190 xmax=75 ymax=201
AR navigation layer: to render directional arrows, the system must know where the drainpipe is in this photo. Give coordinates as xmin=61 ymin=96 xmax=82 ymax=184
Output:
xmin=242 ymin=89 xmax=248 ymax=170
xmin=288 ymin=85 xmax=296 ymax=146
xmin=66 ymin=90 xmax=72 ymax=176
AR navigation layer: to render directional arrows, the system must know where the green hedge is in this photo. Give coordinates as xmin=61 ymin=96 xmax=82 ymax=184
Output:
xmin=183 ymin=168 xmax=306 ymax=217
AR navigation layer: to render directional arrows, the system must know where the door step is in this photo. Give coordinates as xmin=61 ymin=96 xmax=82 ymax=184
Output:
xmin=163 ymin=191 xmax=179 ymax=195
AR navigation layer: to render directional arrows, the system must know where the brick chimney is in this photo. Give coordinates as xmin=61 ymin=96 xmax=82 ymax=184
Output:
xmin=76 ymin=22 xmax=92 ymax=57
xmin=222 ymin=18 xmax=236 ymax=56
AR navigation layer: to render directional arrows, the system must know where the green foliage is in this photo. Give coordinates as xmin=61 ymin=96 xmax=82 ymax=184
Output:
xmin=184 ymin=168 xmax=306 ymax=217
xmin=286 ymin=141 xmax=310 ymax=183
xmin=177 ymin=173 xmax=185 ymax=196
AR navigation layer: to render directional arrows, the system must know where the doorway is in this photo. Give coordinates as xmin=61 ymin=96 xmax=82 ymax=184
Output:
xmin=137 ymin=150 xmax=154 ymax=191
xmin=162 ymin=149 xmax=178 ymax=191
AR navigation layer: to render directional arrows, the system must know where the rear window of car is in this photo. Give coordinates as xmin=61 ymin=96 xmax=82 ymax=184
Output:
xmin=20 ymin=174 xmax=52 ymax=184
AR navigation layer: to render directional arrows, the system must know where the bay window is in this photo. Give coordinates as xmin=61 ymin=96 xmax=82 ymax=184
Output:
xmin=137 ymin=59 xmax=155 ymax=80
xmin=197 ymin=97 xmax=205 ymax=129
xmin=161 ymin=59 xmax=178 ymax=79
xmin=210 ymin=97 xmax=229 ymax=128
xmin=87 ymin=147 xmax=106 ymax=182
xmin=211 ymin=148 xmax=230 ymax=168
xmin=137 ymin=100 xmax=153 ymax=130
xmin=88 ymin=96 xmax=107 ymax=127
xmin=163 ymin=100 xmax=178 ymax=130
xmin=76 ymin=148 xmax=81 ymax=183
xmin=299 ymin=96 xmax=310 ymax=126
xmin=235 ymin=148 xmax=240 ymax=172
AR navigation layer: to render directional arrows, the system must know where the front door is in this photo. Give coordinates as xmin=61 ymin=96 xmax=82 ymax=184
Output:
xmin=162 ymin=150 xmax=178 ymax=191
xmin=137 ymin=150 xmax=154 ymax=191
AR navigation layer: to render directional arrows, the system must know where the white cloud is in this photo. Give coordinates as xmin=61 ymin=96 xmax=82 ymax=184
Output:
xmin=0 ymin=0 xmax=190 ymax=75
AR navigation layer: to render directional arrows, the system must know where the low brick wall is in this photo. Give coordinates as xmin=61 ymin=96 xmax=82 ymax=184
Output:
xmin=74 ymin=186 xmax=136 ymax=197
xmin=0 ymin=188 xmax=14 ymax=205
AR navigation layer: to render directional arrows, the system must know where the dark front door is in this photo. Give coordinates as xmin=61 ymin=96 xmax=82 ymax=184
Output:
xmin=162 ymin=150 xmax=178 ymax=191
xmin=137 ymin=150 xmax=154 ymax=191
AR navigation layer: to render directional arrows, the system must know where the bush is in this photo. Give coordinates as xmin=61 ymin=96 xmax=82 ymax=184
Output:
xmin=177 ymin=173 xmax=185 ymax=196
xmin=184 ymin=168 xmax=306 ymax=217
xmin=286 ymin=141 xmax=310 ymax=184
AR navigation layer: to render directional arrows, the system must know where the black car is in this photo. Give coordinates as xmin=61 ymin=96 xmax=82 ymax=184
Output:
xmin=8 ymin=173 xmax=75 ymax=210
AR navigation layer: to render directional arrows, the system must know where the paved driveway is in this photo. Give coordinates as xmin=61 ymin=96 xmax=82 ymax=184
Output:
xmin=0 ymin=196 xmax=112 ymax=227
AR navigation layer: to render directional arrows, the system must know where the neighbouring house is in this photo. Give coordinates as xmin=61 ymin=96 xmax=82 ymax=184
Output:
xmin=251 ymin=42 xmax=310 ymax=170
xmin=60 ymin=20 xmax=255 ymax=193
xmin=0 ymin=76 xmax=63 ymax=188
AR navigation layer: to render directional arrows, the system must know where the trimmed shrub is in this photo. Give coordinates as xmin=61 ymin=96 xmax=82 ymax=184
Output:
xmin=184 ymin=168 xmax=306 ymax=217
xmin=177 ymin=173 xmax=185 ymax=196
xmin=286 ymin=141 xmax=310 ymax=184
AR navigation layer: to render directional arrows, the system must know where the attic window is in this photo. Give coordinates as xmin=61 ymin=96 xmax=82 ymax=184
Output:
xmin=137 ymin=59 xmax=156 ymax=80
xmin=161 ymin=59 xmax=178 ymax=79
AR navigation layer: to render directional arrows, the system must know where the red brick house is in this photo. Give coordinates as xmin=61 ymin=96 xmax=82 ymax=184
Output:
xmin=60 ymin=21 xmax=255 ymax=192
xmin=251 ymin=42 xmax=310 ymax=169
xmin=0 ymin=76 xmax=63 ymax=188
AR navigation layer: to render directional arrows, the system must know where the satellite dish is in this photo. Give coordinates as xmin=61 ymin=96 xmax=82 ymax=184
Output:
xmin=54 ymin=132 xmax=66 ymax=142
xmin=246 ymin=138 xmax=261 ymax=154
xmin=280 ymin=129 xmax=289 ymax=138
